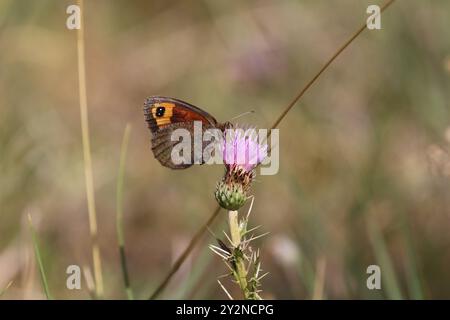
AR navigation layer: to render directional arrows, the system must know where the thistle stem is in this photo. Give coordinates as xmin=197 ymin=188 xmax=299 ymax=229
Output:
xmin=228 ymin=210 xmax=250 ymax=299
xmin=228 ymin=211 xmax=241 ymax=247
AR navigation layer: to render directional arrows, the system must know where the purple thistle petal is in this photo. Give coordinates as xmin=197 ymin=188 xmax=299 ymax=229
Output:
xmin=222 ymin=127 xmax=267 ymax=172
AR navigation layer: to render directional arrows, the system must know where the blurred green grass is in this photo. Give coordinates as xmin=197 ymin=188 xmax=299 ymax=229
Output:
xmin=0 ymin=0 xmax=450 ymax=299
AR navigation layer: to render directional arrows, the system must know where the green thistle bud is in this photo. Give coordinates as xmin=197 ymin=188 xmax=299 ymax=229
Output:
xmin=215 ymin=180 xmax=247 ymax=211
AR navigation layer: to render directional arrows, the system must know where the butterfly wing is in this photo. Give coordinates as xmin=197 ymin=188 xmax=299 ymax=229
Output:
xmin=144 ymin=96 xmax=218 ymax=133
xmin=144 ymin=96 xmax=220 ymax=169
xmin=150 ymin=122 xmax=196 ymax=169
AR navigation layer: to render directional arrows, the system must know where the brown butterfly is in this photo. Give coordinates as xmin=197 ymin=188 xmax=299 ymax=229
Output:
xmin=144 ymin=96 xmax=231 ymax=169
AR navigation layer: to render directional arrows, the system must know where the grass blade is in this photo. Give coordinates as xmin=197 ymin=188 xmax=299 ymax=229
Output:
xmin=367 ymin=219 xmax=403 ymax=299
xmin=116 ymin=123 xmax=133 ymax=300
xmin=311 ymin=257 xmax=327 ymax=300
xmin=402 ymin=220 xmax=424 ymax=299
xmin=28 ymin=214 xmax=52 ymax=300
xmin=76 ymin=0 xmax=104 ymax=298
xmin=0 ymin=281 xmax=13 ymax=297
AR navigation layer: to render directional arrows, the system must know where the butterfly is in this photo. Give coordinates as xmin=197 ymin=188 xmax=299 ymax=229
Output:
xmin=144 ymin=96 xmax=231 ymax=169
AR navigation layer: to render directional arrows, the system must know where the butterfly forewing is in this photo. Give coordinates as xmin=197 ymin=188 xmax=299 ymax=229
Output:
xmin=144 ymin=96 xmax=223 ymax=169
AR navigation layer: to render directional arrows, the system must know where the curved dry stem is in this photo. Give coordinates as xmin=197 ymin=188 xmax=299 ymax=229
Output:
xmin=149 ymin=205 xmax=222 ymax=299
xmin=149 ymin=0 xmax=396 ymax=299
xmin=269 ymin=0 xmax=396 ymax=132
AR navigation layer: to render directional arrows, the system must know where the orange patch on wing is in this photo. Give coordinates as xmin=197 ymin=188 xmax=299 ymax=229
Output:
xmin=151 ymin=103 xmax=174 ymax=126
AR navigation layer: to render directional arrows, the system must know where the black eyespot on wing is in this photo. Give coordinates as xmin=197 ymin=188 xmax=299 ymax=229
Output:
xmin=156 ymin=106 xmax=165 ymax=117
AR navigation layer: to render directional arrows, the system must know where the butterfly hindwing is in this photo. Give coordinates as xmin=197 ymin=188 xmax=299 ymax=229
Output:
xmin=151 ymin=123 xmax=192 ymax=169
xmin=151 ymin=122 xmax=219 ymax=169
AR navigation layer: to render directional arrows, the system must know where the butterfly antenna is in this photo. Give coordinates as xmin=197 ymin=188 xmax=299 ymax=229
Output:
xmin=230 ymin=110 xmax=255 ymax=121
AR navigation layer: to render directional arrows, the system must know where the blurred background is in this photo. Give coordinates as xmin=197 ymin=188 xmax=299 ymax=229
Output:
xmin=1 ymin=0 xmax=450 ymax=299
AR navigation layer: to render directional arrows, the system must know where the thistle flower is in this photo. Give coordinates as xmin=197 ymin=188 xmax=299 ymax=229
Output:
xmin=215 ymin=127 xmax=267 ymax=211
xmin=222 ymin=128 xmax=268 ymax=172
xmin=211 ymin=128 xmax=269 ymax=299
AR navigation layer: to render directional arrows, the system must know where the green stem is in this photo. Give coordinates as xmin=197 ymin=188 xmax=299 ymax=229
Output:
xmin=228 ymin=210 xmax=250 ymax=299
xmin=28 ymin=214 xmax=52 ymax=300
xmin=116 ymin=124 xmax=134 ymax=300
xmin=228 ymin=211 xmax=241 ymax=247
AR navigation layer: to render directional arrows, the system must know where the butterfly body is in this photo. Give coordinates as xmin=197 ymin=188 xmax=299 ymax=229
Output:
xmin=144 ymin=96 xmax=230 ymax=169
